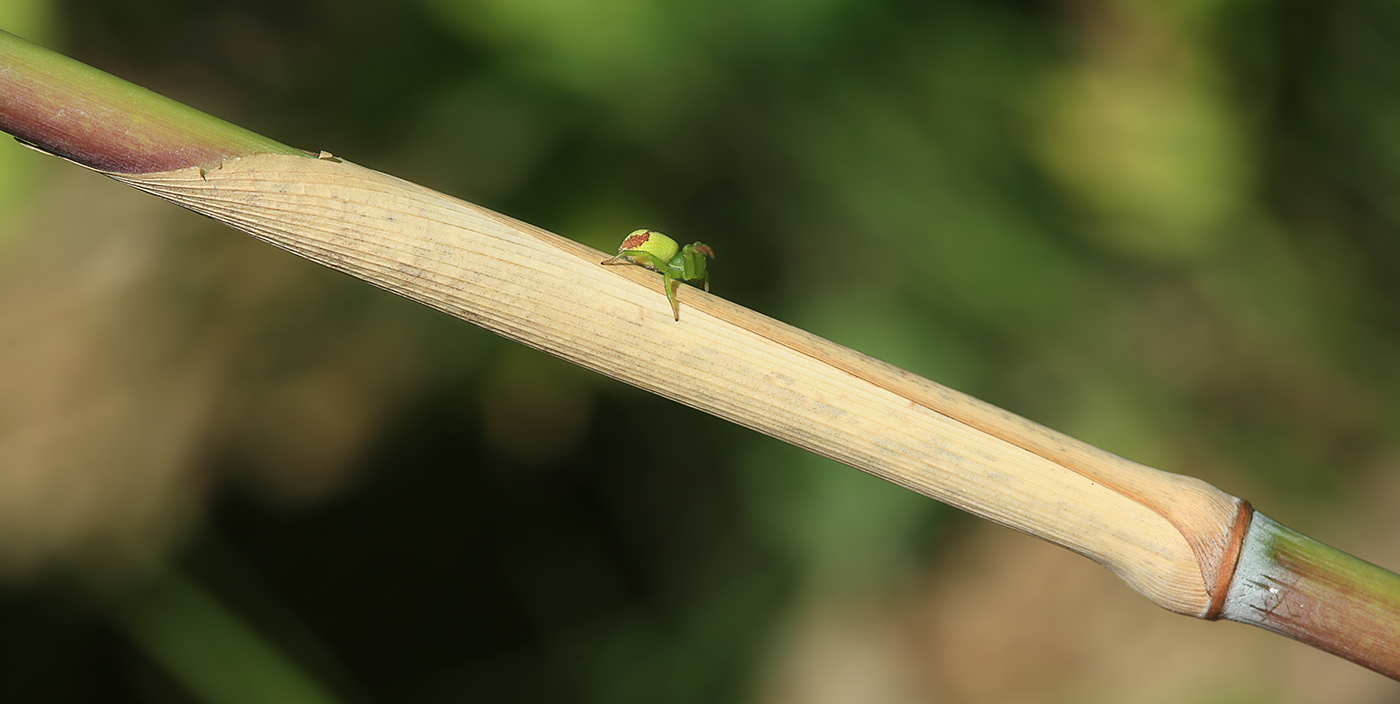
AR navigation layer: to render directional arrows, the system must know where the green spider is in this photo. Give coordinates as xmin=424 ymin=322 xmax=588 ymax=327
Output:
xmin=602 ymin=229 xmax=715 ymax=321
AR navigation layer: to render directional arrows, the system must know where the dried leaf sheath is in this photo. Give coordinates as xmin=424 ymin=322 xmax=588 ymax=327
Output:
xmin=110 ymin=154 xmax=1243 ymax=617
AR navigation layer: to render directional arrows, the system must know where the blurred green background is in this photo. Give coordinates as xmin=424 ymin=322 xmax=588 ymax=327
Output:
xmin=2 ymin=0 xmax=1399 ymax=701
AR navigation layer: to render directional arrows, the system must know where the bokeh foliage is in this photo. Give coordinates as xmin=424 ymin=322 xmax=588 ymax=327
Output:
xmin=2 ymin=0 xmax=1400 ymax=701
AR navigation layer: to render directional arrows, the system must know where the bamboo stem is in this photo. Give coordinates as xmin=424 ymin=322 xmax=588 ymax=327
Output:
xmin=1221 ymin=512 xmax=1400 ymax=678
xmin=0 ymin=30 xmax=302 ymax=173
xmin=4 ymin=26 xmax=1399 ymax=681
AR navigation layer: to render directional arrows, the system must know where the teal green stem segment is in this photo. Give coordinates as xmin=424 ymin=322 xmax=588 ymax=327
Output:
xmin=0 ymin=30 xmax=304 ymax=173
xmin=112 ymin=571 xmax=343 ymax=704
xmin=1221 ymin=512 xmax=1400 ymax=680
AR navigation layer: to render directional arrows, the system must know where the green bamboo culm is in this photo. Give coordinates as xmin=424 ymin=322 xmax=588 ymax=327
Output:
xmin=0 ymin=29 xmax=304 ymax=174
xmin=1222 ymin=513 xmax=1400 ymax=679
